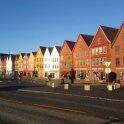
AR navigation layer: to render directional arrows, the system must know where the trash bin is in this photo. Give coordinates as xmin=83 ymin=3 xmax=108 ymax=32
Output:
xmin=64 ymin=83 xmax=71 ymax=90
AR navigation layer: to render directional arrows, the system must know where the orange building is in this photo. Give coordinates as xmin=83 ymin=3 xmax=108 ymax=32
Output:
xmin=111 ymin=22 xmax=124 ymax=86
xmin=90 ymin=25 xmax=118 ymax=83
xmin=73 ymin=34 xmax=94 ymax=80
xmin=60 ymin=40 xmax=75 ymax=78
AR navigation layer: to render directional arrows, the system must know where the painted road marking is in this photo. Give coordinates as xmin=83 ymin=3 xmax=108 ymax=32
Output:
xmin=33 ymin=103 xmax=86 ymax=115
xmin=0 ymin=98 xmax=23 ymax=104
xmin=19 ymin=89 xmax=124 ymax=103
xmin=0 ymin=98 xmax=86 ymax=115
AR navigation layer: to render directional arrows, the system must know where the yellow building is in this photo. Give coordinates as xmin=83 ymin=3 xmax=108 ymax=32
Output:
xmin=35 ymin=46 xmax=46 ymax=78
xmin=18 ymin=53 xmax=25 ymax=73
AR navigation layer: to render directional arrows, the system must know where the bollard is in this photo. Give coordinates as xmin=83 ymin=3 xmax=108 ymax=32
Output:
xmin=84 ymin=83 xmax=90 ymax=91
xmin=64 ymin=83 xmax=71 ymax=90
xmin=107 ymin=84 xmax=113 ymax=91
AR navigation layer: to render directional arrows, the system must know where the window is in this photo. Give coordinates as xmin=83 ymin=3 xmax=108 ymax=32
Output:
xmin=52 ymin=58 xmax=54 ymax=62
xmin=63 ymin=47 xmax=66 ymax=52
xmin=80 ymin=60 xmax=83 ymax=65
xmin=95 ymin=48 xmax=98 ymax=55
xmin=92 ymin=49 xmax=95 ymax=56
xmin=99 ymin=58 xmax=103 ymax=65
xmin=79 ymin=42 xmax=82 ymax=48
xmin=80 ymin=51 xmax=83 ymax=57
xmin=103 ymin=57 xmax=107 ymax=64
xmin=99 ymin=47 xmax=102 ymax=54
xmin=86 ymin=59 xmax=88 ymax=66
xmin=98 ymin=38 xmax=102 ymax=44
xmin=103 ymin=46 xmax=107 ymax=54
xmin=115 ymin=58 xmax=120 ymax=66
xmin=68 ymin=55 xmax=71 ymax=60
xmin=95 ymin=58 xmax=99 ymax=65
xmin=115 ymin=46 xmax=120 ymax=54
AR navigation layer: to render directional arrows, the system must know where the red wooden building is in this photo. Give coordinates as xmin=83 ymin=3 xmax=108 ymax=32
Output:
xmin=73 ymin=34 xmax=94 ymax=80
xmin=90 ymin=25 xmax=118 ymax=82
xmin=111 ymin=22 xmax=124 ymax=86
xmin=60 ymin=40 xmax=75 ymax=78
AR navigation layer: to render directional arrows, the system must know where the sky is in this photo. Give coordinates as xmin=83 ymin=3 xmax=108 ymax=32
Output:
xmin=0 ymin=0 xmax=124 ymax=54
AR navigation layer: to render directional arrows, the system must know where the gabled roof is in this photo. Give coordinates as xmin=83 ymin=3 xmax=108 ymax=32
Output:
xmin=65 ymin=40 xmax=75 ymax=51
xmin=0 ymin=53 xmax=9 ymax=60
xmin=40 ymin=46 xmax=46 ymax=55
xmin=55 ymin=46 xmax=61 ymax=53
xmin=32 ymin=52 xmax=37 ymax=56
xmin=80 ymin=34 xmax=94 ymax=46
xmin=48 ymin=47 xmax=53 ymax=54
xmin=100 ymin=25 xmax=119 ymax=43
xmin=27 ymin=53 xmax=30 ymax=57
xmin=112 ymin=21 xmax=124 ymax=47
xmin=20 ymin=53 xmax=25 ymax=57
xmin=11 ymin=55 xmax=16 ymax=61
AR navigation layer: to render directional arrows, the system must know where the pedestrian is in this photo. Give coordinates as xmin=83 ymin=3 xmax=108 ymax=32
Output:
xmin=70 ymin=68 xmax=75 ymax=84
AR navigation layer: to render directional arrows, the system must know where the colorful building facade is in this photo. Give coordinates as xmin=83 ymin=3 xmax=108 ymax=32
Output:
xmin=60 ymin=40 xmax=75 ymax=78
xmin=35 ymin=46 xmax=46 ymax=78
xmin=90 ymin=26 xmax=118 ymax=82
xmin=73 ymin=34 xmax=94 ymax=80
xmin=111 ymin=22 xmax=124 ymax=86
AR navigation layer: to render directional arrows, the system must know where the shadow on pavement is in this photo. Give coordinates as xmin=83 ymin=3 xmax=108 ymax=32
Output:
xmin=0 ymin=85 xmax=45 ymax=92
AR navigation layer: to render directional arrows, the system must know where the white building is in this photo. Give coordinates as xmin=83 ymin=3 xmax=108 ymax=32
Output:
xmin=6 ymin=55 xmax=15 ymax=75
xmin=50 ymin=46 xmax=61 ymax=79
xmin=44 ymin=47 xmax=53 ymax=78
xmin=6 ymin=55 xmax=12 ymax=75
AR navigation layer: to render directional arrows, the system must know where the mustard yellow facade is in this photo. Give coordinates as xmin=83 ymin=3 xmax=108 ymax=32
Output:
xmin=18 ymin=53 xmax=25 ymax=73
xmin=35 ymin=47 xmax=46 ymax=78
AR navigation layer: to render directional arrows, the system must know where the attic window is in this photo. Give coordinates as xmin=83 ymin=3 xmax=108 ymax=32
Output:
xmin=79 ymin=42 xmax=82 ymax=48
xmin=98 ymin=38 xmax=102 ymax=44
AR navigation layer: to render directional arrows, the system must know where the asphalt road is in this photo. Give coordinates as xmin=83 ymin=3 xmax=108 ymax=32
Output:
xmin=0 ymin=79 xmax=124 ymax=124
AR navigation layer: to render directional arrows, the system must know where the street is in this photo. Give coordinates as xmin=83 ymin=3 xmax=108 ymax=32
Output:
xmin=0 ymin=79 xmax=124 ymax=124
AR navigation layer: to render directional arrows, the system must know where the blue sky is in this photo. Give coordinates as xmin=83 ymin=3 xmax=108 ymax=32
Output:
xmin=0 ymin=0 xmax=124 ymax=54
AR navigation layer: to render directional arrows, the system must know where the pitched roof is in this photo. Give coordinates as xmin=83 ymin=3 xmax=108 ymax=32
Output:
xmin=48 ymin=47 xmax=53 ymax=54
xmin=112 ymin=21 xmax=124 ymax=46
xmin=40 ymin=46 xmax=46 ymax=55
xmin=0 ymin=53 xmax=9 ymax=60
xmin=20 ymin=53 xmax=25 ymax=57
xmin=100 ymin=26 xmax=119 ymax=43
xmin=55 ymin=46 xmax=61 ymax=53
xmin=32 ymin=52 xmax=37 ymax=56
xmin=80 ymin=34 xmax=94 ymax=46
xmin=27 ymin=53 xmax=30 ymax=57
xmin=65 ymin=40 xmax=75 ymax=51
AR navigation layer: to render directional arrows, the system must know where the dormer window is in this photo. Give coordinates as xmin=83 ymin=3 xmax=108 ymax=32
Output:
xmin=98 ymin=38 xmax=102 ymax=44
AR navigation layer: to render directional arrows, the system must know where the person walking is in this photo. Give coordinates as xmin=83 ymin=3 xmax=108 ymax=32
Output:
xmin=70 ymin=68 xmax=75 ymax=84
